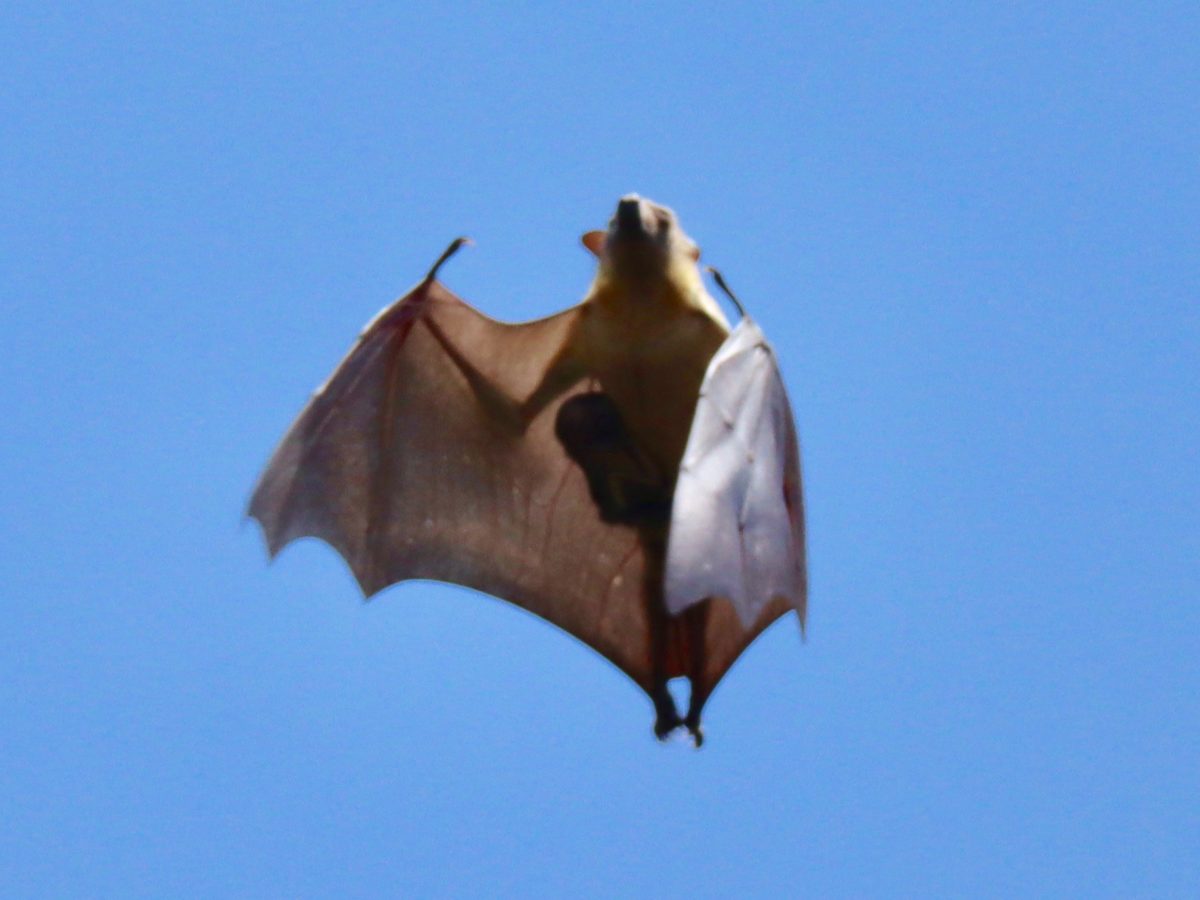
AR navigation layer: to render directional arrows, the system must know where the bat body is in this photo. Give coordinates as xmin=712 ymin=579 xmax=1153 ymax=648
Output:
xmin=250 ymin=196 xmax=805 ymax=744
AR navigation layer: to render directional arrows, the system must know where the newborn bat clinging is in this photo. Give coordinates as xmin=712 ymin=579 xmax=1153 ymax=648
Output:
xmin=248 ymin=195 xmax=805 ymax=744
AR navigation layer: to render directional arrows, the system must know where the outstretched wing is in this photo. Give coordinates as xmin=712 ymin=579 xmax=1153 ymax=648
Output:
xmin=665 ymin=317 xmax=806 ymax=646
xmin=248 ymin=278 xmax=661 ymax=689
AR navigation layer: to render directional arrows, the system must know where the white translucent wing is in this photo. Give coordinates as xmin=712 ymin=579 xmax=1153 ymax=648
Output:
xmin=665 ymin=317 xmax=806 ymax=628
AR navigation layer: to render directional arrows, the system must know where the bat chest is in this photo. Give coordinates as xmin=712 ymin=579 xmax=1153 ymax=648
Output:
xmin=576 ymin=304 xmax=727 ymax=477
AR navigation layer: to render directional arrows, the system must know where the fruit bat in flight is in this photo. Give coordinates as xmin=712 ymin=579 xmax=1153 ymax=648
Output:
xmin=249 ymin=195 xmax=805 ymax=745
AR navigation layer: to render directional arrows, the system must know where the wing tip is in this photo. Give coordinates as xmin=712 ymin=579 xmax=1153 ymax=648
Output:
xmin=244 ymin=510 xmax=287 ymax=561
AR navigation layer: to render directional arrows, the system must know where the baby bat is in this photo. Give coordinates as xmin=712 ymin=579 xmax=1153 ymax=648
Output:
xmin=249 ymin=195 xmax=805 ymax=745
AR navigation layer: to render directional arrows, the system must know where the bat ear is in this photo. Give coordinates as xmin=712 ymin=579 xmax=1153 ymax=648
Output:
xmin=581 ymin=230 xmax=606 ymax=258
xmin=690 ymin=243 xmax=702 ymax=262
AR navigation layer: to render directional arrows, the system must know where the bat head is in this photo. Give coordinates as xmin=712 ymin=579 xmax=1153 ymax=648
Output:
xmin=582 ymin=194 xmax=702 ymax=282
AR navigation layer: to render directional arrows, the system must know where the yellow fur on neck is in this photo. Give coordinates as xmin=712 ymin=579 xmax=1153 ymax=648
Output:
xmin=585 ymin=256 xmax=728 ymax=328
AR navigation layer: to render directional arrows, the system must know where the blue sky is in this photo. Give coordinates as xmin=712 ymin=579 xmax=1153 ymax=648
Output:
xmin=3 ymin=3 xmax=1197 ymax=896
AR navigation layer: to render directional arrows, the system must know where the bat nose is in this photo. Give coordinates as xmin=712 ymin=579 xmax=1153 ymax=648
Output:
xmin=615 ymin=195 xmax=646 ymax=235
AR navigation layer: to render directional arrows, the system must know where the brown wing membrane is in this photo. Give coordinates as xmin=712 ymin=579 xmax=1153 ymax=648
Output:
xmin=249 ymin=278 xmax=791 ymax=699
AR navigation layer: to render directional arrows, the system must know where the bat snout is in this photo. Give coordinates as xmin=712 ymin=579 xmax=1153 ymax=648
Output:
xmin=615 ymin=195 xmax=647 ymax=236
xmin=602 ymin=194 xmax=684 ymax=278
xmin=610 ymin=194 xmax=669 ymax=246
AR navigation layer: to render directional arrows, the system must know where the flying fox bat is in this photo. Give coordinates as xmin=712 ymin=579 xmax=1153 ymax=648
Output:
xmin=249 ymin=195 xmax=805 ymax=745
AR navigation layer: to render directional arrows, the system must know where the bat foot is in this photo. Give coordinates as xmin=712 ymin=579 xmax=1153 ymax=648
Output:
xmin=684 ymin=715 xmax=704 ymax=748
xmin=652 ymin=689 xmax=683 ymax=741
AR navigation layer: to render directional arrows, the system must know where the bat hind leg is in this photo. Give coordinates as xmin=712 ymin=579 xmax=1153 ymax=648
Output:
xmin=650 ymin=585 xmax=684 ymax=741
xmin=683 ymin=602 xmax=711 ymax=747
xmin=683 ymin=693 xmax=706 ymax=748
xmin=651 ymin=684 xmax=683 ymax=741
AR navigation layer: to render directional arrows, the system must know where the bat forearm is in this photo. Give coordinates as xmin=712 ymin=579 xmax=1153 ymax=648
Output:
xmin=421 ymin=315 xmax=581 ymax=435
xmin=421 ymin=316 xmax=525 ymax=433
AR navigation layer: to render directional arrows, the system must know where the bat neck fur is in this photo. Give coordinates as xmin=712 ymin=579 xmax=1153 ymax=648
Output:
xmin=585 ymin=259 xmax=728 ymax=328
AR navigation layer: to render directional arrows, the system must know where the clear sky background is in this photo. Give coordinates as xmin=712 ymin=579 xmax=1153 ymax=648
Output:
xmin=3 ymin=3 xmax=1197 ymax=897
